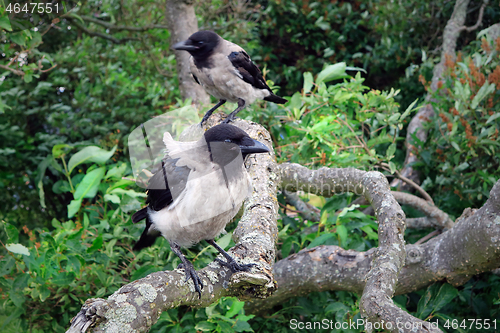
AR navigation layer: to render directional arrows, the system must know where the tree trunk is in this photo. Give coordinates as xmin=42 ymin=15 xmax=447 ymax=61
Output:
xmin=165 ymin=0 xmax=210 ymax=105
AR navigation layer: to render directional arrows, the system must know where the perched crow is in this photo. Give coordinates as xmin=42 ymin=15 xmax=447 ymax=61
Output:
xmin=132 ymin=124 xmax=270 ymax=298
xmin=173 ymin=30 xmax=287 ymax=125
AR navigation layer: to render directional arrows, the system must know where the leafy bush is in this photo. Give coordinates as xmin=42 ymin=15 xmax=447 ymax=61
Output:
xmin=415 ymin=32 xmax=500 ymax=216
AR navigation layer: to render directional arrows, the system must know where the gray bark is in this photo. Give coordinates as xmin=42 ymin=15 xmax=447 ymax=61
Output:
xmin=165 ymin=0 xmax=210 ymax=105
xmin=276 ymin=163 xmax=440 ymax=332
xmin=247 ymin=164 xmax=500 ymax=332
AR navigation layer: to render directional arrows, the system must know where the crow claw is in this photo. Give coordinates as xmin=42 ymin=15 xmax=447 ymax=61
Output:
xmin=215 ymin=257 xmax=255 ymax=273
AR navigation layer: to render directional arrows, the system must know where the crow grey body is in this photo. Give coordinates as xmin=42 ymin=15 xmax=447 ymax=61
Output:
xmin=173 ymin=31 xmax=287 ymax=124
xmin=132 ymin=124 xmax=270 ymax=298
xmin=146 ymin=131 xmax=251 ymax=248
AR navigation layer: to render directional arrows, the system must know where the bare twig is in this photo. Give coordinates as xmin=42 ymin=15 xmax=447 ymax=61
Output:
xmin=415 ymin=229 xmax=441 ymax=245
xmin=0 ymin=64 xmax=25 ymax=76
xmin=391 ymin=191 xmax=454 ymax=229
xmin=282 ymin=190 xmax=321 ymax=222
xmin=458 ymin=0 xmax=488 ymax=32
xmin=79 ymin=15 xmax=169 ymax=32
xmin=67 ymin=19 xmax=140 ymax=44
xmin=380 ymin=163 xmax=434 ymax=203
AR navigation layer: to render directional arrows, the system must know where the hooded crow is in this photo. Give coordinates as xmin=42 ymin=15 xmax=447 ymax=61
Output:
xmin=131 ymin=124 xmax=270 ymax=298
xmin=173 ymin=30 xmax=287 ymax=125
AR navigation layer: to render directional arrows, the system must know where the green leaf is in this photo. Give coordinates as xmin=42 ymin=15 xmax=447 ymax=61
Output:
xmin=226 ymin=299 xmax=245 ymax=318
xmin=486 ymin=112 xmax=500 ymax=124
xmin=23 ymin=73 xmax=33 ymax=83
xmin=451 ymin=141 xmax=461 ymax=152
xmin=130 ymin=265 xmax=158 ymax=281
xmin=9 ymin=32 xmax=26 ymax=46
xmin=307 ymin=233 xmax=335 ymax=248
xmin=386 ymin=143 xmax=396 ymax=159
xmin=233 ymin=320 xmax=254 ymax=332
xmin=216 ymin=232 xmax=233 ymax=250
xmin=104 ymin=194 xmax=120 ymax=204
xmin=0 ymin=15 xmax=13 ymax=31
xmin=52 ymin=144 xmax=72 ymax=159
xmin=303 ymin=72 xmax=314 ymax=93
xmin=35 ymin=156 xmax=52 ymax=209
xmin=51 ymin=272 xmax=76 ymax=286
xmin=67 ymin=199 xmax=82 ymax=218
xmin=316 ymin=63 xmax=347 ymax=84
xmin=388 ymin=161 xmax=397 ymax=174
xmin=432 ymin=283 xmax=458 ymax=314
xmin=471 ymin=81 xmax=495 ymax=109
xmin=73 ymin=167 xmax=106 ymax=200
xmin=401 ymin=98 xmax=418 ymax=122
xmin=336 ymin=224 xmax=348 ymax=246
xmin=3 ymin=222 xmax=19 ymax=243
xmin=105 ymin=162 xmax=127 ymax=180
xmin=195 ymin=321 xmax=216 ymax=331
xmin=39 ymin=285 xmax=50 ymax=302
xmin=68 ymin=145 xmax=117 ymax=174
xmin=6 ymin=243 xmax=30 ymax=256
xmin=87 ymin=234 xmax=103 ymax=253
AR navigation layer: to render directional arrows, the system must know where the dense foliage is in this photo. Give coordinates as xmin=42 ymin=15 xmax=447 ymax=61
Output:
xmin=416 ymin=34 xmax=500 ymax=216
xmin=1 ymin=0 xmax=500 ymax=332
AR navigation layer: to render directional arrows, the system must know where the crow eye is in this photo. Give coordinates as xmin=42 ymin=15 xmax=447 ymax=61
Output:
xmin=224 ymin=139 xmax=231 ymax=143
xmin=197 ymin=41 xmax=204 ymax=45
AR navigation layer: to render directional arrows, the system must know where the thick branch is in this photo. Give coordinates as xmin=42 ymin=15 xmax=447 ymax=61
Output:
xmin=66 ymin=119 xmax=278 ymax=333
xmin=165 ymin=0 xmax=210 ymax=105
xmin=248 ymin=179 xmax=500 ymax=331
xmin=276 ymin=163 xmax=438 ymax=332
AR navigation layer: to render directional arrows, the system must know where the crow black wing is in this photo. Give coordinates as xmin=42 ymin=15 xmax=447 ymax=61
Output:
xmin=228 ymin=51 xmax=271 ymax=91
xmin=132 ymin=157 xmax=191 ymax=220
xmin=146 ymin=157 xmax=191 ymax=212
xmin=132 ymin=157 xmax=191 ymax=250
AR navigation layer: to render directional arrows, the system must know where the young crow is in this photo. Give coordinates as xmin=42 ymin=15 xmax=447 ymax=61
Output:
xmin=173 ymin=30 xmax=287 ymax=125
xmin=132 ymin=124 xmax=270 ymax=298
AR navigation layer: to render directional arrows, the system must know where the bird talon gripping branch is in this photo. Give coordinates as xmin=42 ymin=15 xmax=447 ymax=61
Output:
xmin=132 ymin=124 xmax=270 ymax=299
xmin=173 ymin=31 xmax=287 ymax=125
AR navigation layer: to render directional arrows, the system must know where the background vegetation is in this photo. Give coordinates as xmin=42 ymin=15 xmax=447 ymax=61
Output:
xmin=1 ymin=0 xmax=499 ymax=332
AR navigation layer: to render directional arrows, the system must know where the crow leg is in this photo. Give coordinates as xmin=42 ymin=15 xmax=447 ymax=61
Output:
xmin=222 ymin=99 xmax=245 ymax=124
xmin=170 ymin=241 xmax=203 ymax=299
xmin=200 ymin=99 xmax=226 ymax=125
xmin=206 ymin=239 xmax=255 ymax=272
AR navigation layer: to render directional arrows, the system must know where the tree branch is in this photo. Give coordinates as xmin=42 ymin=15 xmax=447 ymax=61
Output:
xmin=391 ymin=191 xmax=454 ymax=229
xmin=67 ymin=18 xmax=140 ymax=44
xmin=79 ymin=15 xmax=169 ymax=31
xmin=276 ymin=163 xmax=439 ymax=332
xmin=66 ymin=118 xmax=278 ymax=333
xmin=248 ymin=178 xmax=500 ymax=332
xmin=0 ymin=64 xmax=25 ymax=76
xmin=282 ymin=190 xmax=320 ymax=222
xmin=458 ymin=0 xmax=488 ymax=32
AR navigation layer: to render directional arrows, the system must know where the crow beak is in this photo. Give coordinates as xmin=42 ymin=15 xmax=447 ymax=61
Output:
xmin=240 ymin=139 xmax=270 ymax=155
xmin=173 ymin=40 xmax=198 ymax=51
